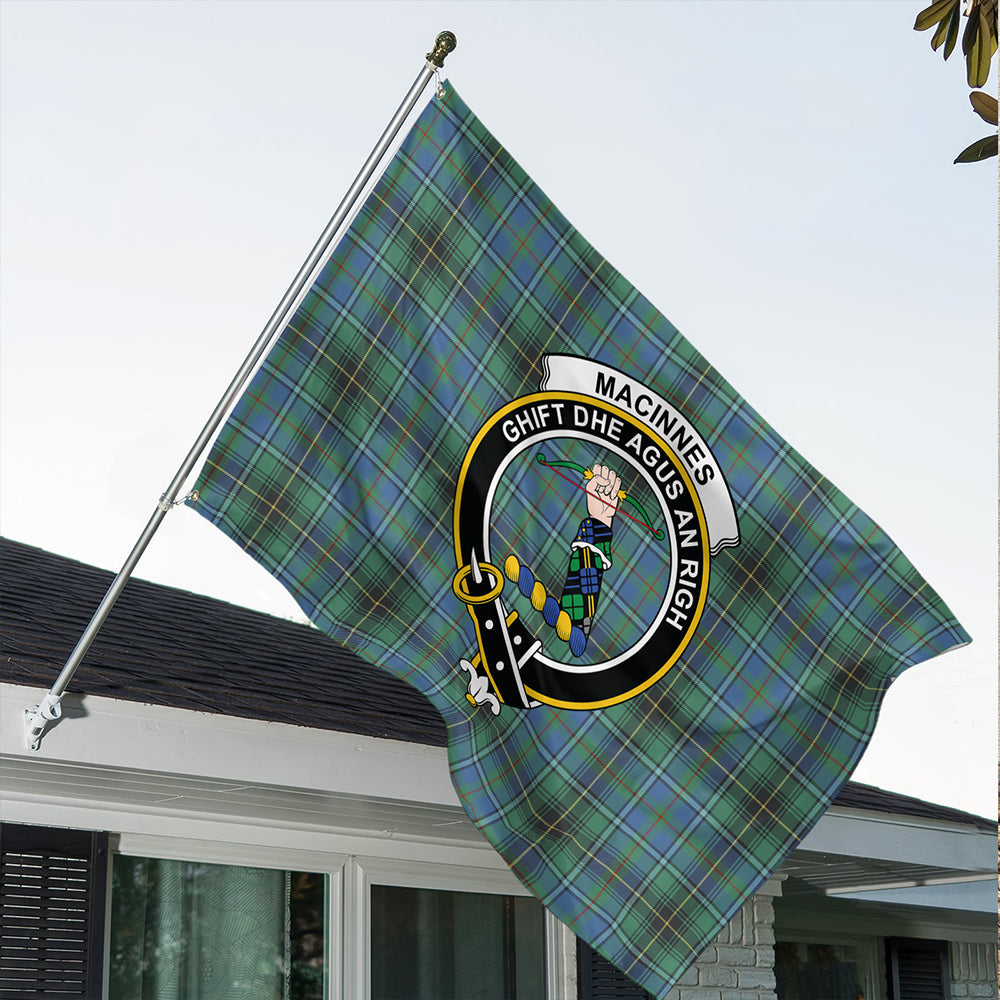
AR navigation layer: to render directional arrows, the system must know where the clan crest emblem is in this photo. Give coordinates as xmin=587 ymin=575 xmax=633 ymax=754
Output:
xmin=452 ymin=355 xmax=740 ymax=714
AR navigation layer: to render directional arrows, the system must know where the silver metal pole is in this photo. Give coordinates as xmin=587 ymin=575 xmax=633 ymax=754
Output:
xmin=24 ymin=31 xmax=458 ymax=750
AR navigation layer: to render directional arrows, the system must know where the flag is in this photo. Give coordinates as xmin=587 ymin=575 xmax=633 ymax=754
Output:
xmin=189 ymin=84 xmax=969 ymax=998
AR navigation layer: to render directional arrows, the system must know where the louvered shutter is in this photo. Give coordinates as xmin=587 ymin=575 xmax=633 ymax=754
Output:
xmin=886 ymin=937 xmax=950 ymax=1000
xmin=577 ymin=940 xmax=657 ymax=999
xmin=0 ymin=823 xmax=109 ymax=997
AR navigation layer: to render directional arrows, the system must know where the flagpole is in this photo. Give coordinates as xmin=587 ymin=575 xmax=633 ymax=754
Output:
xmin=24 ymin=30 xmax=458 ymax=751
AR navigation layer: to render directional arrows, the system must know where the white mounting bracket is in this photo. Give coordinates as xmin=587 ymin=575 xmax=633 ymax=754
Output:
xmin=24 ymin=692 xmax=63 ymax=751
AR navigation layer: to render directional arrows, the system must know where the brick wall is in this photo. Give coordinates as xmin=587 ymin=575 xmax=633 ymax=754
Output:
xmin=663 ymin=892 xmax=778 ymax=1000
xmin=949 ymin=941 xmax=998 ymax=999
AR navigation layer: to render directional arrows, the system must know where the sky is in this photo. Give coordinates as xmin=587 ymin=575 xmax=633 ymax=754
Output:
xmin=1 ymin=0 xmax=995 ymax=818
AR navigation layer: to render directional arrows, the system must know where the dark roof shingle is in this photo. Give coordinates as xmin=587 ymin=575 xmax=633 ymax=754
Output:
xmin=1 ymin=536 xmax=447 ymax=746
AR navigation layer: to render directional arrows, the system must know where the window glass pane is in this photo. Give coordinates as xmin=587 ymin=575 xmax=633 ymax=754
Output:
xmin=371 ymin=884 xmax=545 ymax=1000
xmin=109 ymin=856 xmax=325 ymax=1000
xmin=775 ymin=941 xmax=864 ymax=1000
xmin=289 ymin=871 xmax=326 ymax=1000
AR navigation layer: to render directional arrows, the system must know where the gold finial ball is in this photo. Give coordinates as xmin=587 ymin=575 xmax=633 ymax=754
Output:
xmin=427 ymin=31 xmax=457 ymax=68
xmin=466 ymin=693 xmax=477 ymax=706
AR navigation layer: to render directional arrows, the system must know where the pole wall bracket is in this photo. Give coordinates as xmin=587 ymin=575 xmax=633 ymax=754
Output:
xmin=24 ymin=692 xmax=63 ymax=751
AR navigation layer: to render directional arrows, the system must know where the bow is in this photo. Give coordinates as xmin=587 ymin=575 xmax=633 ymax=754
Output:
xmin=535 ymin=452 xmax=665 ymax=541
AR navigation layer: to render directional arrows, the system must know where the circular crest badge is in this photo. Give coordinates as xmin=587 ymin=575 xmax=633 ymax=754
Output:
xmin=452 ymin=356 xmax=739 ymax=714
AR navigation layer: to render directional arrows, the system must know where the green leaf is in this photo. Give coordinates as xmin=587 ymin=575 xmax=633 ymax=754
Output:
xmin=954 ymin=134 xmax=999 ymax=162
xmin=931 ymin=4 xmax=955 ymax=49
xmin=914 ymin=0 xmax=959 ymax=31
xmin=971 ymin=90 xmax=999 ymax=124
xmin=961 ymin=5 xmax=979 ymax=55
xmin=966 ymin=7 xmax=997 ymax=86
xmin=942 ymin=3 xmax=962 ymax=57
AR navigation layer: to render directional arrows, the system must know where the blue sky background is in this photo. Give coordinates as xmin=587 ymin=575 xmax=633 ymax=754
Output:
xmin=1 ymin=0 xmax=995 ymax=817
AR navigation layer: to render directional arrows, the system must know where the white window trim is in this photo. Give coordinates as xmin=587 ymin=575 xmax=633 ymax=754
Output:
xmin=116 ymin=832 xmax=349 ymax=875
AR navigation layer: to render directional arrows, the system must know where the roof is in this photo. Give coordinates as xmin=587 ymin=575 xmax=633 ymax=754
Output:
xmin=2 ymin=537 xmax=994 ymax=832
xmin=1 ymin=536 xmax=446 ymax=747
xmin=830 ymin=780 xmax=995 ymax=832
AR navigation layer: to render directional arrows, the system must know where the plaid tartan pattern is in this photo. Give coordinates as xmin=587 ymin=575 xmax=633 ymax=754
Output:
xmin=190 ymin=86 xmax=969 ymax=998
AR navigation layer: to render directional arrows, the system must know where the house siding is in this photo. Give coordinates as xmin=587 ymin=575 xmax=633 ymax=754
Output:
xmin=949 ymin=941 xmax=998 ymax=999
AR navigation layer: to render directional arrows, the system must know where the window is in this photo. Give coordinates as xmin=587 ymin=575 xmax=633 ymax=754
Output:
xmin=370 ymin=884 xmax=545 ymax=1000
xmin=109 ymin=856 xmax=327 ymax=1000
xmin=775 ymin=940 xmax=867 ymax=1000
xmin=346 ymin=856 xmax=553 ymax=999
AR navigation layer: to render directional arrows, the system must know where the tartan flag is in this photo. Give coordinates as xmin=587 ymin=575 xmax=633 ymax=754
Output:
xmin=189 ymin=84 xmax=969 ymax=998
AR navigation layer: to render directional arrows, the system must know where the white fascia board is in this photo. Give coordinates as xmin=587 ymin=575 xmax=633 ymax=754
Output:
xmin=834 ymin=878 xmax=998 ymax=914
xmin=797 ymin=807 xmax=995 ymax=873
xmin=0 ymin=682 xmax=457 ymax=807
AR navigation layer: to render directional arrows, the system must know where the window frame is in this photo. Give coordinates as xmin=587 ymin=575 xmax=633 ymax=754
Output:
xmin=109 ymin=833 xmax=345 ymax=1000
xmin=344 ymin=855 xmax=572 ymax=1000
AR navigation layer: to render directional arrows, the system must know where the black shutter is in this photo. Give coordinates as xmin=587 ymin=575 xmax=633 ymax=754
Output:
xmin=577 ymin=940 xmax=656 ymax=1000
xmin=886 ymin=937 xmax=950 ymax=1000
xmin=0 ymin=823 xmax=109 ymax=997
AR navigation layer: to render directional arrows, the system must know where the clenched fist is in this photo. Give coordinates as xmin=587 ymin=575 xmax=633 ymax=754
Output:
xmin=587 ymin=462 xmax=621 ymax=527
